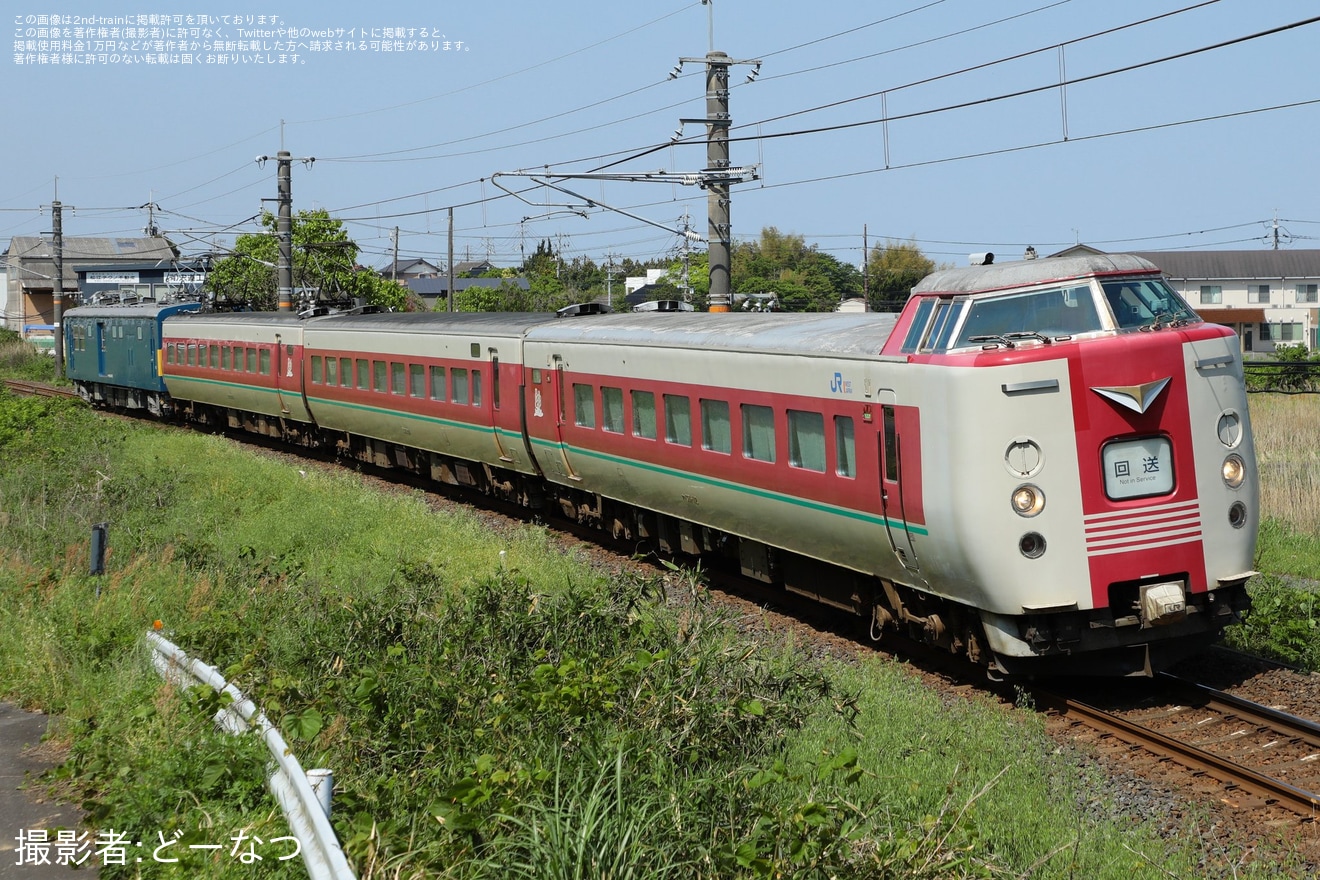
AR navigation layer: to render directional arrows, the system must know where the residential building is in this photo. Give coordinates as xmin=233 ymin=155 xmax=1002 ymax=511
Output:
xmin=3 ymin=235 xmax=178 ymax=336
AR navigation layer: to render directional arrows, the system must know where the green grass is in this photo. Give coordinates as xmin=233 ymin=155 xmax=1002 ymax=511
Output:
xmin=0 ymin=359 xmax=1307 ymax=877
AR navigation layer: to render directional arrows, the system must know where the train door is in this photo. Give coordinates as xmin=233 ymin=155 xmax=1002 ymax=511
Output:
xmin=273 ymin=334 xmax=292 ymax=415
xmin=488 ymin=349 xmax=516 ymax=465
xmin=551 ymin=355 xmax=580 ymax=480
xmin=877 ymin=393 xmax=921 ymax=574
xmin=96 ymin=322 xmax=107 ymax=376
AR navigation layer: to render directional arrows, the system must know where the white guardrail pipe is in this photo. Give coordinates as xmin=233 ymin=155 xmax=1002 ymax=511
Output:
xmin=145 ymin=631 xmax=357 ymax=880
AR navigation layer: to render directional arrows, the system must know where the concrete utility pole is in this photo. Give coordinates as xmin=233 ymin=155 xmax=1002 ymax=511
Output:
xmin=447 ymin=207 xmax=455 ymax=313
xmin=51 ymin=199 xmax=65 ymax=375
xmin=257 ymin=150 xmax=314 ymax=312
xmin=676 ymin=41 xmax=760 ymax=311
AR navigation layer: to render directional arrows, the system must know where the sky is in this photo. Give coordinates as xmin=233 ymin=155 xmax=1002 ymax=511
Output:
xmin=4 ymin=0 xmax=1319 ymax=273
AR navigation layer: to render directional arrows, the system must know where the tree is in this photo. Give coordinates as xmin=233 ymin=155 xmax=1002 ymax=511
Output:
xmin=865 ymin=239 xmax=936 ymax=312
xmin=206 ymin=209 xmax=404 ymax=311
xmin=729 ymin=227 xmax=863 ymax=312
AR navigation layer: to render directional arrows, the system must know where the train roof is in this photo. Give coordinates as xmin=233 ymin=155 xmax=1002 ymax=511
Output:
xmin=65 ymin=301 xmax=201 ymax=320
xmin=168 ymin=311 xmax=311 ymax=327
xmin=304 ymin=311 xmax=561 ymax=335
xmin=912 ymin=253 xmax=1163 ymax=296
xmin=524 ymin=312 xmax=902 ymax=357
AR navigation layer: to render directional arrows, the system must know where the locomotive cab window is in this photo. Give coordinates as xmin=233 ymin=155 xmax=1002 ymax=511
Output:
xmin=954 ymin=285 xmax=1101 ymax=348
xmin=1102 ymin=278 xmax=1199 ymax=330
xmin=901 ymin=297 xmax=967 ymax=353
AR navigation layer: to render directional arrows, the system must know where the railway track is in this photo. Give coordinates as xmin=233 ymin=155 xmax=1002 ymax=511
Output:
xmin=1037 ymin=675 xmax=1320 ymax=820
xmin=2 ymin=378 xmax=77 ymax=399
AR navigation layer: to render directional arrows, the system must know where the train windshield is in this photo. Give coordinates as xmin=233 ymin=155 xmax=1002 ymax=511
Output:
xmin=953 ymin=285 xmax=1101 ymax=348
xmin=1101 ymin=278 xmax=1200 ymax=330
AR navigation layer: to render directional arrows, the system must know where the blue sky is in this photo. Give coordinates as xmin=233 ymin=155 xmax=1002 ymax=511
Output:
xmin=4 ymin=0 xmax=1318 ymax=271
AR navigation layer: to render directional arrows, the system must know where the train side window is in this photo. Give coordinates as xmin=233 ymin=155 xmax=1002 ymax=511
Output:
xmin=632 ymin=390 xmax=657 ymax=440
xmin=221 ymin=346 xmax=230 ymax=370
xmin=700 ymin=399 xmax=731 ymax=454
xmin=373 ymin=360 xmax=387 ymax=393
xmin=834 ymin=416 xmax=856 ymax=478
xmin=138 ymin=327 xmax=143 ymax=340
xmin=664 ymin=394 xmax=691 ymax=446
xmin=340 ymin=358 xmax=352 ymax=387
xmin=742 ymin=404 xmax=777 ymax=463
xmin=246 ymin=348 xmax=258 ymax=373
xmin=601 ymin=387 xmax=624 ymax=433
xmin=187 ymin=343 xmax=196 ymax=366
xmin=325 ymin=357 xmax=338 ymax=385
xmin=311 ymin=356 xmax=323 ymax=384
xmin=451 ymin=368 xmax=470 ymax=405
xmin=787 ymin=410 xmax=825 ymax=472
xmin=391 ymin=362 xmax=405 ymax=395
xmin=209 ymin=344 xmax=220 ymax=368
xmin=260 ymin=349 xmax=272 ymax=375
xmin=430 ymin=366 xmax=445 ymax=400
xmin=573 ymin=383 xmax=596 ymax=428
xmin=472 ymin=370 xmax=483 ymax=407
xmin=165 ymin=343 xmax=174 ymax=364
xmin=409 ymin=364 xmax=425 ymax=398
xmin=356 ymin=358 xmax=370 ymax=389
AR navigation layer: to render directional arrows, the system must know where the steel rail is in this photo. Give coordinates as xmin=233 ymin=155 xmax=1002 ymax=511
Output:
xmin=1051 ymin=694 xmax=1320 ymax=819
xmin=2 ymin=378 xmax=77 ymax=398
xmin=1157 ymin=672 xmax=1320 ymax=746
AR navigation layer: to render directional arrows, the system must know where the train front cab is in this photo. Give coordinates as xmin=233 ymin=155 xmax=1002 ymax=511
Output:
xmin=889 ymin=257 xmax=1257 ymax=677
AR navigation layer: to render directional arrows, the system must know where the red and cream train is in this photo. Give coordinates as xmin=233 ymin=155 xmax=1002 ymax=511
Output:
xmin=63 ymin=253 xmax=1258 ymax=676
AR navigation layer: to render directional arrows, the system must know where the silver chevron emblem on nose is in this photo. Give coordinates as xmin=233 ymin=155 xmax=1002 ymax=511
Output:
xmin=1091 ymin=377 xmax=1171 ymax=414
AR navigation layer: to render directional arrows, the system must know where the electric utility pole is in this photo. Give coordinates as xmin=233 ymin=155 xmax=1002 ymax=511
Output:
xmin=50 ymin=198 xmax=67 ymax=375
xmin=676 ymin=2 xmax=760 ymax=311
xmin=257 ymin=150 xmax=314 ymax=312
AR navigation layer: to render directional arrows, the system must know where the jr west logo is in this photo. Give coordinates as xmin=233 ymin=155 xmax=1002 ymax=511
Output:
xmin=829 ymin=372 xmax=853 ymax=394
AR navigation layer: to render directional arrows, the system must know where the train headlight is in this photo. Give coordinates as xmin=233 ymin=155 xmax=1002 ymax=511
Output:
xmin=1011 ymin=484 xmax=1045 ymax=517
xmin=1019 ymin=532 xmax=1047 ymax=559
xmin=1221 ymin=454 xmax=1245 ymax=489
xmin=1229 ymin=501 xmax=1247 ymax=529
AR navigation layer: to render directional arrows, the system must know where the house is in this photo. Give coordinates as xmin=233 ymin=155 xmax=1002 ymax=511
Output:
xmin=1052 ymin=245 xmax=1320 ymax=353
xmin=380 ymin=257 xmax=443 ymax=280
xmin=454 ymin=259 xmax=496 ymax=278
xmin=3 ymin=235 xmax=178 ymax=336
